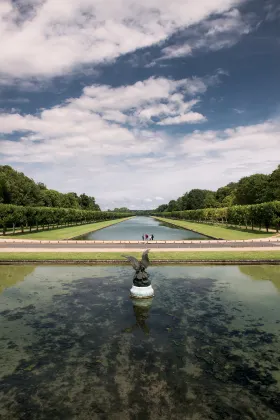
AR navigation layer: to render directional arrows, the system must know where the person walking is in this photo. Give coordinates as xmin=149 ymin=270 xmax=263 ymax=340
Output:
xmin=145 ymin=233 xmax=149 ymax=241
xmin=142 ymin=234 xmax=144 ymax=241
xmin=151 ymin=234 xmax=154 ymax=241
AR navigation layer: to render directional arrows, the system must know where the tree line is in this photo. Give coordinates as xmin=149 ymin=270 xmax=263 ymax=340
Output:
xmin=107 ymin=208 xmax=153 ymax=215
xmin=0 ymin=166 xmax=101 ymax=211
xmin=0 ymin=204 xmax=131 ymax=235
xmin=156 ymin=165 xmax=280 ymax=212
xmin=153 ymin=201 xmax=280 ymax=232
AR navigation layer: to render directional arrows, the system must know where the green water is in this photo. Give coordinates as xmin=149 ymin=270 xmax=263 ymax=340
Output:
xmin=0 ymin=265 xmax=280 ymax=419
xmin=78 ymin=216 xmax=207 ymax=240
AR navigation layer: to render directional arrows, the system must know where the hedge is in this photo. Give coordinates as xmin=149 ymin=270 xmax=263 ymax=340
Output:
xmin=153 ymin=201 xmax=280 ymax=232
xmin=0 ymin=204 xmax=131 ymax=235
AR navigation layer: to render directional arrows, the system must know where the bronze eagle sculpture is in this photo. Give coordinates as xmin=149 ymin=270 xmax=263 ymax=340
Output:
xmin=122 ymin=249 xmax=151 ymax=287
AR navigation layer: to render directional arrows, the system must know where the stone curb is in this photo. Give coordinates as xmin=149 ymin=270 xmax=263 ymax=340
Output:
xmin=1 ymin=259 xmax=280 ymax=265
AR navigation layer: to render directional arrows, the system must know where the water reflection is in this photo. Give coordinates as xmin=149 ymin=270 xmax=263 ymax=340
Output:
xmin=0 ymin=265 xmax=280 ymax=419
xmin=124 ymin=298 xmax=153 ymax=335
xmin=239 ymin=265 xmax=280 ymax=291
xmin=0 ymin=265 xmax=35 ymax=294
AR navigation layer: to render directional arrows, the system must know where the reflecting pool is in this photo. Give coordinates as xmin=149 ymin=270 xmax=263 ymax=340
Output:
xmin=77 ymin=216 xmax=207 ymax=240
xmin=0 ymin=265 xmax=280 ymax=419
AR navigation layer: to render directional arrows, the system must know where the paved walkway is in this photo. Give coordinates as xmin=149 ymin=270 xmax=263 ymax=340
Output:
xmin=1 ymin=237 xmax=279 ymax=244
xmin=0 ymin=237 xmax=280 ymax=252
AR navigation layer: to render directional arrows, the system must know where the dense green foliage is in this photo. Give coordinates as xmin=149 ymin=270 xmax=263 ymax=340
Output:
xmin=154 ymin=201 xmax=280 ymax=232
xmin=0 ymin=204 xmax=130 ymax=234
xmin=0 ymin=166 xmax=100 ymax=210
xmin=156 ymin=165 xmax=280 ymax=212
xmin=109 ymin=207 xmax=131 ymax=212
xmin=108 ymin=209 xmax=154 ymax=215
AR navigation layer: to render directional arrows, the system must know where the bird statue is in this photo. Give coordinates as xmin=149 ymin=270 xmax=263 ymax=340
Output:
xmin=122 ymin=249 xmax=151 ymax=287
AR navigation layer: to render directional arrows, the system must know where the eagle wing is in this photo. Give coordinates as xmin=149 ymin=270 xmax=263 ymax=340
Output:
xmin=122 ymin=255 xmax=140 ymax=270
xmin=141 ymin=249 xmax=150 ymax=269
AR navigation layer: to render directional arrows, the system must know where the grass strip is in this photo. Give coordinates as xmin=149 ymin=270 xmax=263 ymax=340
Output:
xmin=154 ymin=217 xmax=275 ymax=240
xmin=3 ymin=218 xmax=130 ymax=240
xmin=0 ymin=251 xmax=280 ymax=262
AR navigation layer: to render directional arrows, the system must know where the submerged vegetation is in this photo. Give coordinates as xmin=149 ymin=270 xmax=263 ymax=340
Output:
xmin=0 ymin=266 xmax=280 ymax=418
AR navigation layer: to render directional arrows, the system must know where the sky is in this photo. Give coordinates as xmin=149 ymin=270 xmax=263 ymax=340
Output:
xmin=0 ymin=0 xmax=280 ymax=210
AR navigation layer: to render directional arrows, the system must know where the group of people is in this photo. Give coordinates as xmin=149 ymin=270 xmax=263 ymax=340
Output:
xmin=142 ymin=233 xmax=154 ymax=241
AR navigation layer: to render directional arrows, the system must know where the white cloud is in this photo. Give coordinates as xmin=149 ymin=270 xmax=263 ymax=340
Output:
xmin=0 ymin=76 xmax=208 ymax=144
xmin=162 ymin=44 xmax=193 ymax=59
xmin=180 ymin=121 xmax=280 ymax=155
xmin=233 ymin=108 xmax=245 ymax=114
xmin=1 ymin=108 xmax=279 ymax=209
xmin=0 ymin=1 xmax=276 ymax=212
xmin=80 ymin=78 xmax=206 ymax=112
xmin=160 ymin=8 xmax=253 ymax=59
xmin=0 ymin=0 xmax=245 ymax=81
xmin=265 ymin=0 xmax=280 ymax=21
xmin=158 ymin=112 xmax=206 ymax=125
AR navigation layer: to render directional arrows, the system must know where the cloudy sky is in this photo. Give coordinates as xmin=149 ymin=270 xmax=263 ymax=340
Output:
xmin=0 ymin=0 xmax=280 ymax=210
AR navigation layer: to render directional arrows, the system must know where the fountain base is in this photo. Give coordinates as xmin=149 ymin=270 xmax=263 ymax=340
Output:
xmin=130 ymin=285 xmax=154 ymax=299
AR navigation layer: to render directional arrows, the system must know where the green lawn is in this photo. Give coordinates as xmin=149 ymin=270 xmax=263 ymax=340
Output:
xmin=0 ymin=251 xmax=280 ymax=262
xmin=2 ymin=218 xmax=130 ymax=240
xmin=154 ymin=217 xmax=276 ymax=240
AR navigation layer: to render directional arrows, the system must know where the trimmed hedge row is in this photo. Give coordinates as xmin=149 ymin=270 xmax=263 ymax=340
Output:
xmin=153 ymin=201 xmax=280 ymax=232
xmin=0 ymin=204 xmax=131 ymax=234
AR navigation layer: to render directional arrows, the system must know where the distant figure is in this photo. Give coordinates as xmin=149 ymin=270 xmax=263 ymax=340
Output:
xmin=142 ymin=234 xmax=144 ymax=241
xmin=151 ymin=234 xmax=154 ymax=241
xmin=145 ymin=234 xmax=149 ymax=240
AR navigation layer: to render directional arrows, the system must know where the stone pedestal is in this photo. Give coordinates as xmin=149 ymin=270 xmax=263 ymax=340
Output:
xmin=130 ymin=284 xmax=154 ymax=299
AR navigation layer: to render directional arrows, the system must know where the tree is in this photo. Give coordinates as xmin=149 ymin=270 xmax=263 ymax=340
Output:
xmin=40 ymin=189 xmax=63 ymax=208
xmin=216 ymin=183 xmax=237 ymax=206
xmin=0 ymin=203 xmax=130 ymax=234
xmin=79 ymin=193 xmax=99 ymax=210
xmin=222 ymin=192 xmax=236 ymax=207
xmin=181 ymin=193 xmax=189 ymax=210
xmin=167 ymin=200 xmax=180 ymax=211
xmin=268 ymin=165 xmax=280 ymax=201
xmin=185 ymin=189 xmax=213 ymax=210
xmin=113 ymin=207 xmax=130 ymax=212
xmin=155 ymin=204 xmax=168 ymax=212
xmin=0 ymin=165 xmax=102 ymax=211
xmin=175 ymin=197 xmax=184 ymax=211
xmin=37 ymin=182 xmax=47 ymax=190
xmin=235 ymin=174 xmax=270 ymax=205
xmin=204 ymin=192 xmax=218 ymax=208
xmin=0 ymin=176 xmax=10 ymax=204
xmin=0 ymin=165 xmax=41 ymax=206
xmin=154 ymin=201 xmax=280 ymax=232
xmin=61 ymin=192 xmax=80 ymax=209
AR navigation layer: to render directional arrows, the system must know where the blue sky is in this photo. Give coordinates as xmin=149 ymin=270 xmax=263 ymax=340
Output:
xmin=0 ymin=0 xmax=280 ymax=209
